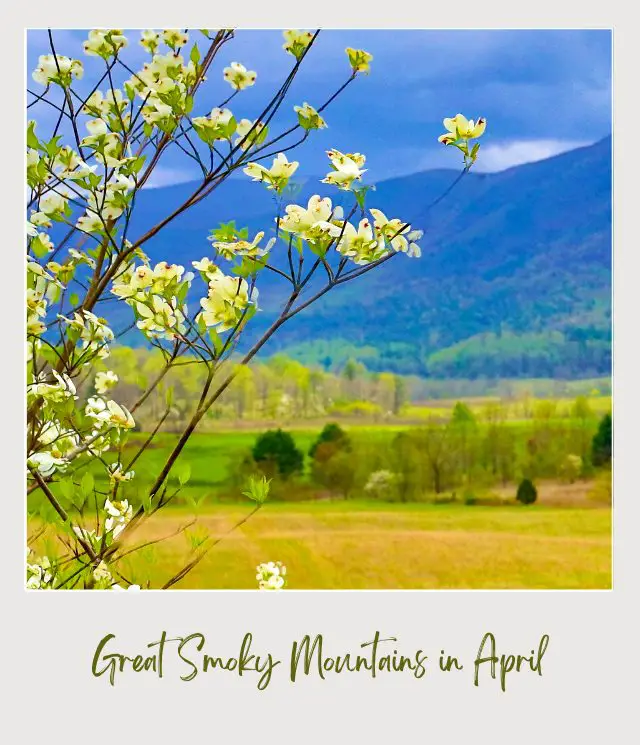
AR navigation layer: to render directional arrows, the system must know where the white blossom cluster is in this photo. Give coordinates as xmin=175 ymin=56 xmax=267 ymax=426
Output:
xmin=111 ymin=261 xmax=190 ymax=340
xmin=92 ymin=560 xmax=140 ymax=590
xmin=273 ymin=188 xmax=423 ymax=266
xmin=256 ymin=561 xmax=287 ymax=590
xmin=192 ymin=257 xmax=260 ymax=331
xmin=26 ymin=547 xmax=57 ymax=589
xmin=364 ymin=470 xmax=397 ymax=498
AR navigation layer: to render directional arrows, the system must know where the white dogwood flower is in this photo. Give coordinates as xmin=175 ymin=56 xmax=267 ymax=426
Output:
xmin=332 ymin=217 xmax=387 ymax=265
xmin=209 ymin=231 xmax=274 ymax=261
xmin=276 ymin=195 xmax=334 ymax=237
xmin=58 ymin=310 xmax=114 ymax=358
xmin=83 ymin=29 xmax=128 ymax=59
xmin=140 ymin=30 xmax=161 ymax=54
xmin=136 ymin=295 xmax=186 ymax=338
xmin=85 ymin=397 xmax=135 ymax=430
xmin=192 ymin=257 xmax=221 ymax=280
xmin=76 ymin=212 xmax=104 ymax=234
xmin=223 ymin=62 xmax=257 ymax=90
xmin=95 ymin=371 xmax=119 ymax=395
xmin=111 ymin=264 xmax=154 ymax=300
xmin=27 ymin=370 xmax=76 ymax=404
xmin=27 ymin=451 xmax=68 ymax=477
xmin=38 ymin=189 xmax=69 ymax=216
xmin=107 ymin=463 xmax=135 ymax=486
xmin=93 ymin=561 xmax=113 ymax=583
xmin=234 ymin=119 xmax=268 ymax=151
xmin=26 ymin=553 xmax=57 ymax=590
xmin=36 ymin=421 xmax=79 ymax=459
xmin=294 ymin=102 xmax=327 ymax=130
xmin=440 ymin=113 xmax=486 ymax=141
xmin=192 ymin=107 xmax=236 ymax=143
xmin=321 ymin=149 xmax=367 ymax=190
xmin=162 ymin=29 xmax=189 ymax=49
xmin=282 ymin=30 xmax=313 ymax=59
xmin=73 ymin=526 xmax=102 ymax=546
xmin=199 ymin=273 xmax=256 ymax=331
xmin=346 ymin=47 xmax=373 ymax=74
xmin=256 ymin=561 xmax=287 ymax=590
xmin=32 ymin=54 xmax=83 ymax=87
xmin=369 ymin=208 xmax=422 ymax=258
xmin=104 ymin=498 xmax=133 ymax=538
xmin=243 ymin=153 xmax=299 ymax=192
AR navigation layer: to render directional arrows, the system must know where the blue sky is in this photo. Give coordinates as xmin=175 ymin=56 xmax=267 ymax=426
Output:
xmin=27 ymin=29 xmax=612 ymax=186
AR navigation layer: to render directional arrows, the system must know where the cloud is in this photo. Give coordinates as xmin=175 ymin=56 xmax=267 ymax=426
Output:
xmin=141 ymin=166 xmax=199 ymax=189
xmin=475 ymin=139 xmax=592 ymax=172
xmin=25 ymin=30 xmax=611 ymax=186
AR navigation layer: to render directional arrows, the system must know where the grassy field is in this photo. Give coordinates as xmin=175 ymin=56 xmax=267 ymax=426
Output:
xmin=26 ymin=408 xmax=612 ymax=590
xmin=402 ymin=394 xmax=612 ymax=422
xmin=30 ymin=498 xmax=609 ymax=590
xmin=28 ymin=427 xmax=413 ymax=509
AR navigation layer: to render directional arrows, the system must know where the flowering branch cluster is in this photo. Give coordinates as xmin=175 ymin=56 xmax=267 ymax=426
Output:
xmin=26 ymin=28 xmax=485 ymax=590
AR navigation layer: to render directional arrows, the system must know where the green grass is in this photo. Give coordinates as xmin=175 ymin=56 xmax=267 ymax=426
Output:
xmin=31 ymin=427 xmax=410 ymax=508
xmin=27 ymin=415 xmax=612 ymax=590
xmin=103 ymin=501 xmax=611 ymax=590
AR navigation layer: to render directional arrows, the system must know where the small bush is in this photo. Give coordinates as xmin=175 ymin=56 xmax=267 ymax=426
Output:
xmin=561 ymin=454 xmax=583 ymax=483
xmin=251 ymin=429 xmax=303 ymax=480
xmin=312 ymin=451 xmax=356 ymax=498
xmin=463 ymin=490 xmax=477 ymax=506
xmin=309 ymin=423 xmax=351 ymax=459
xmin=364 ymin=470 xmax=396 ymax=499
xmin=516 ymin=478 xmax=537 ymax=505
xmin=592 ymin=413 xmax=612 ymax=467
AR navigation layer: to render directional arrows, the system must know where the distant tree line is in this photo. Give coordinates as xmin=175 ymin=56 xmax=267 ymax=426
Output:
xmin=96 ymin=346 xmax=610 ymax=433
xmin=232 ymin=407 xmax=612 ymax=504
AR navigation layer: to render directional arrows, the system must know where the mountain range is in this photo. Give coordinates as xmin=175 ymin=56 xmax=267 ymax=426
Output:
xmin=123 ymin=136 xmax=612 ymax=379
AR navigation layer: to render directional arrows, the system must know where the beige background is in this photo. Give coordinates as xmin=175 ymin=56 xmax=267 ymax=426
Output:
xmin=7 ymin=3 xmax=638 ymax=742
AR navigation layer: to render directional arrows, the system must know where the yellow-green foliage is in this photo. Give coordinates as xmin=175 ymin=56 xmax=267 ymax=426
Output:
xmin=588 ymin=468 xmax=612 ymax=505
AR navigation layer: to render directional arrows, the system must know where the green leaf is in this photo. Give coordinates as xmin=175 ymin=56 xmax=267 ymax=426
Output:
xmin=130 ymin=155 xmax=146 ymax=174
xmin=176 ymin=280 xmax=189 ymax=304
xmin=190 ymin=44 xmax=201 ymax=65
xmin=45 ymin=135 xmax=64 ymax=158
xmin=241 ymin=475 xmax=271 ymax=505
xmin=27 ymin=121 xmax=40 ymax=149
xmin=38 ymin=501 xmax=55 ymax=523
xmin=211 ymin=220 xmax=241 ymax=242
xmin=207 ymin=328 xmax=223 ymax=354
xmin=81 ymin=472 xmax=94 ymax=498
xmin=178 ymin=463 xmax=191 ymax=486
xmin=59 ymin=478 xmax=75 ymax=502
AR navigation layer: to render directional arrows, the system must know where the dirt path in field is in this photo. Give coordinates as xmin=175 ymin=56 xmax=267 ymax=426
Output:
xmin=493 ymin=479 xmax=603 ymax=507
